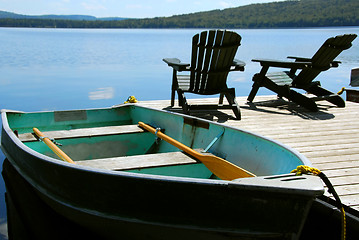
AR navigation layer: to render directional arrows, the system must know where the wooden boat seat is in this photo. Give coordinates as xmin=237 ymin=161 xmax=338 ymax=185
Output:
xmin=75 ymin=150 xmax=212 ymax=171
xmin=18 ymin=125 xmax=145 ymax=142
xmin=18 ymin=125 xmax=212 ymax=171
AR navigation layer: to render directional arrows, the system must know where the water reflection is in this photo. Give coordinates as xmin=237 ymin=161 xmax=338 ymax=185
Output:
xmin=0 ymin=220 xmax=7 ymax=240
xmin=89 ymin=87 xmax=115 ymax=100
xmin=0 ymin=151 xmax=7 ymax=240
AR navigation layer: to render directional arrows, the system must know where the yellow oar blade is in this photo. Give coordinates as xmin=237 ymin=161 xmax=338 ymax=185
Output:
xmin=198 ymin=155 xmax=255 ymax=180
xmin=33 ymin=128 xmax=75 ymax=164
xmin=138 ymin=122 xmax=255 ymax=180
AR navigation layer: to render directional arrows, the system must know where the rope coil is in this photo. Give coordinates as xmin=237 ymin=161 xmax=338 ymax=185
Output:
xmin=124 ymin=96 xmax=138 ymax=103
xmin=291 ymin=165 xmax=346 ymax=240
xmin=291 ymin=165 xmax=321 ymax=176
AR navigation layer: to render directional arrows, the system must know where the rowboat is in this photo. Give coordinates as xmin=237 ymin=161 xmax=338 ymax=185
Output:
xmin=1 ymin=104 xmax=324 ymax=240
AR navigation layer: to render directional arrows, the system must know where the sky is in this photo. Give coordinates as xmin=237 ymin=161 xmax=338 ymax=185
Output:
xmin=0 ymin=0 xmax=286 ymax=18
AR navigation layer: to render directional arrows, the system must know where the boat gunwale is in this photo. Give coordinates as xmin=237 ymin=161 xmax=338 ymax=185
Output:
xmin=1 ymin=104 xmax=325 ymax=239
xmin=1 ymin=104 xmax=314 ymax=187
xmin=1 ymin=106 xmax=230 ymax=187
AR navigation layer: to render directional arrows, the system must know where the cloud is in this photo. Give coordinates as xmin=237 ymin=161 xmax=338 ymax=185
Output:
xmin=125 ymin=4 xmax=143 ymax=10
xmin=81 ymin=1 xmax=107 ymax=11
xmin=125 ymin=3 xmax=153 ymax=11
xmin=219 ymin=1 xmax=234 ymax=9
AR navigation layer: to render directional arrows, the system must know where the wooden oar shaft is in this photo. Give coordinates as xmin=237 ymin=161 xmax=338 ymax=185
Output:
xmin=138 ymin=122 xmax=255 ymax=180
xmin=138 ymin=122 xmax=200 ymax=158
xmin=33 ymin=128 xmax=75 ymax=164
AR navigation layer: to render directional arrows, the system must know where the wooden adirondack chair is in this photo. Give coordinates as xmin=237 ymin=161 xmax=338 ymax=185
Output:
xmin=163 ymin=30 xmax=245 ymax=120
xmin=247 ymin=34 xmax=357 ymax=111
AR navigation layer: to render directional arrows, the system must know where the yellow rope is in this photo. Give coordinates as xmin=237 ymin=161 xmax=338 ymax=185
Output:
xmin=291 ymin=165 xmax=321 ymax=176
xmin=124 ymin=96 xmax=138 ymax=104
xmin=341 ymin=207 xmax=347 ymax=240
xmin=291 ymin=165 xmax=346 ymax=240
xmin=337 ymin=87 xmax=346 ymax=95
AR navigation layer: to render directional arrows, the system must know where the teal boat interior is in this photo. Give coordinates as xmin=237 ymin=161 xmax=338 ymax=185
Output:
xmin=3 ymin=105 xmax=308 ymax=179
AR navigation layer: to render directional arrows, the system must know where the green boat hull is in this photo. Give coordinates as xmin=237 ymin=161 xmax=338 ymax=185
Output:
xmin=1 ymin=104 xmax=324 ymax=239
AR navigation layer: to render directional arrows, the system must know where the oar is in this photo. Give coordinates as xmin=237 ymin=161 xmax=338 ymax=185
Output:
xmin=33 ymin=128 xmax=75 ymax=164
xmin=138 ymin=122 xmax=255 ymax=180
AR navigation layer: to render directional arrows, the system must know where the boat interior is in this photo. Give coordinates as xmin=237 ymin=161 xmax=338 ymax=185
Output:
xmin=4 ymin=105 xmax=305 ymax=179
xmin=17 ymin=123 xmax=214 ymax=178
xmin=3 ymin=106 xmax=219 ymax=179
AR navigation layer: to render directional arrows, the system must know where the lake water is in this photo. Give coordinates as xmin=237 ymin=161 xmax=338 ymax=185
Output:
xmin=0 ymin=27 xmax=358 ymax=239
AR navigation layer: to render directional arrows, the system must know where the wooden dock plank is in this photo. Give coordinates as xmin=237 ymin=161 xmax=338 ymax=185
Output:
xmin=314 ymin=160 xmax=359 ymax=171
xmin=283 ymin=136 xmax=359 ymax=148
xmin=318 ymin=167 xmax=359 ymax=178
xmin=138 ymin=95 xmax=359 ymax=214
xmin=310 ymin=154 xmax=359 ymax=164
xmin=332 ymin=194 xmax=359 ymax=209
xmin=325 ymin=184 xmax=359 ymax=196
xmin=320 ymin=175 xmax=359 ymax=186
xmin=304 ymin=149 xmax=359 ymax=158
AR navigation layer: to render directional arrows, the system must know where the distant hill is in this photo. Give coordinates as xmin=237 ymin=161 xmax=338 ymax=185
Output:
xmin=0 ymin=10 xmax=127 ymax=21
xmin=0 ymin=0 xmax=358 ymax=28
xmin=99 ymin=17 xmax=128 ymax=21
xmin=0 ymin=10 xmax=19 ymax=18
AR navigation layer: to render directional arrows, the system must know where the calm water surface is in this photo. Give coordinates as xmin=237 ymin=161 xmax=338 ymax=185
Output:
xmin=0 ymin=27 xmax=358 ymax=239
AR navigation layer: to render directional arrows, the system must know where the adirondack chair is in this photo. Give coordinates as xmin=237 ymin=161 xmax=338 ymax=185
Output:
xmin=163 ymin=30 xmax=245 ymax=120
xmin=247 ymin=34 xmax=357 ymax=111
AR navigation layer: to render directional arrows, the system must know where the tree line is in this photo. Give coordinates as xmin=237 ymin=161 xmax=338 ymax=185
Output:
xmin=0 ymin=0 xmax=358 ymax=29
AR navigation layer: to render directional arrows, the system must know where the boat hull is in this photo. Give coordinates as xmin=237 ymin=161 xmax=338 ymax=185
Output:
xmin=1 ymin=105 xmax=324 ymax=239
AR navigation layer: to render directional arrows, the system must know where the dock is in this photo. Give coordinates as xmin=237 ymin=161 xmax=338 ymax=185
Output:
xmin=3 ymin=94 xmax=358 ymax=240
xmin=139 ymin=95 xmax=359 ymax=213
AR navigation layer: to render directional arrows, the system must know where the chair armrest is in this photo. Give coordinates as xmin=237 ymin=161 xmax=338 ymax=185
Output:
xmin=231 ymin=59 xmax=246 ymax=71
xmin=329 ymin=61 xmax=341 ymax=68
xmin=163 ymin=58 xmax=190 ymax=71
xmin=287 ymin=56 xmax=341 ymax=68
xmin=252 ymin=58 xmax=312 ymax=69
xmin=287 ymin=56 xmax=312 ymax=62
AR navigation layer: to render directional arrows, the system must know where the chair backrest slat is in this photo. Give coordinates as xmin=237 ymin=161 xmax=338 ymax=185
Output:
xmin=293 ymin=34 xmax=357 ymax=87
xmin=190 ymin=33 xmax=199 ymax=92
xmin=193 ymin=31 xmax=207 ymax=92
xmin=200 ymin=30 xmax=216 ymax=92
xmin=189 ymin=30 xmax=241 ymax=94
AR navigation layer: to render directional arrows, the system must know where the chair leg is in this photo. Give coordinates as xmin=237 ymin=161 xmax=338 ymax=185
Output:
xmin=219 ymin=93 xmax=224 ymax=105
xmin=171 ymin=88 xmax=176 ymax=107
xmin=289 ymin=90 xmax=318 ymax=111
xmin=177 ymin=90 xmax=190 ymax=114
xmin=171 ymin=69 xmax=178 ymax=107
xmin=307 ymin=84 xmax=345 ymax=108
xmin=177 ymin=89 xmax=184 ymax=107
xmin=247 ymin=74 xmax=262 ymax=102
xmin=224 ymin=89 xmax=241 ymax=120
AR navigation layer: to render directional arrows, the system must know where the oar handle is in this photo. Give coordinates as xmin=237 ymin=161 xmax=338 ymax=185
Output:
xmin=33 ymin=128 xmax=75 ymax=164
